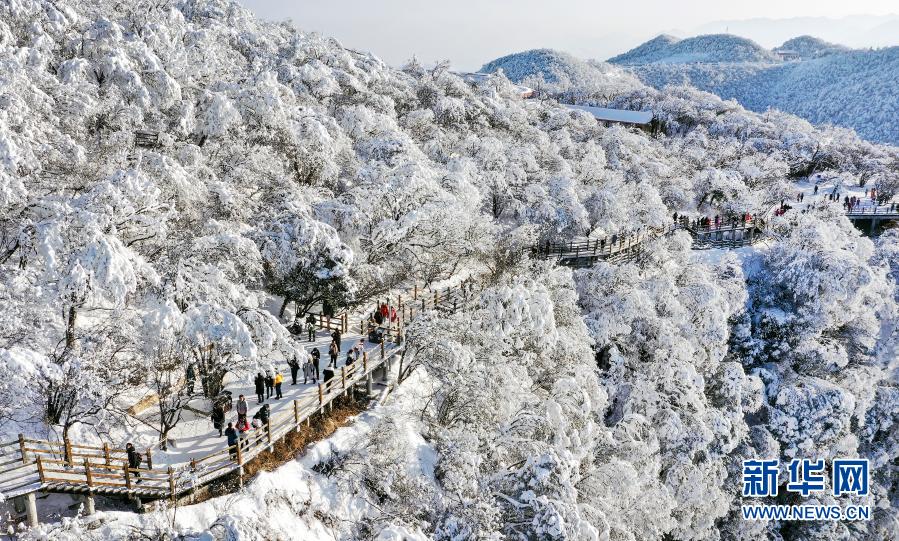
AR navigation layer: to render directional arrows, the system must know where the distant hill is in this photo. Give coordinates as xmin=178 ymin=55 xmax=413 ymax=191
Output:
xmin=608 ymin=34 xmax=899 ymax=144
xmin=774 ymin=36 xmax=850 ymax=59
xmin=693 ymin=14 xmax=899 ymax=49
xmin=609 ymin=34 xmax=779 ymax=65
xmin=480 ymin=48 xmax=643 ymax=99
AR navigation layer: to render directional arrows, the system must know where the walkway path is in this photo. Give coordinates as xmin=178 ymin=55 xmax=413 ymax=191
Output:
xmin=533 ymin=221 xmax=766 ymax=267
xmin=0 ymin=279 xmax=473 ymax=524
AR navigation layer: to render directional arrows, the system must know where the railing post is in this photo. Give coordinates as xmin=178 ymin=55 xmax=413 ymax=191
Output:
xmin=65 ymin=438 xmax=73 ymax=467
xmin=123 ymin=460 xmax=132 ymax=491
xmin=146 ymin=448 xmax=153 ymax=469
xmin=36 ymin=456 xmax=45 ymax=482
xmin=266 ymin=418 xmax=273 ymax=446
xmin=168 ymin=466 xmax=176 ymax=500
xmin=18 ymin=433 xmax=28 ymax=464
xmin=103 ymin=442 xmax=111 ymax=466
xmin=341 ymin=366 xmax=346 ymax=391
xmin=363 ymin=351 xmax=368 ymax=372
xmin=318 ymin=384 xmax=324 ymax=405
xmin=84 ymin=458 xmax=93 ymax=488
xmin=380 ymin=340 xmax=385 ymax=359
xmin=293 ymin=399 xmax=300 ymax=426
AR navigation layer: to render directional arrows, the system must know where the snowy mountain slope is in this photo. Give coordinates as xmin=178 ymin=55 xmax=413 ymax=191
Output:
xmin=774 ymin=35 xmax=850 ymax=59
xmin=479 ymin=48 xmax=644 ymax=101
xmin=610 ymin=35 xmax=899 ymax=144
xmin=3 ymin=1 xmax=899 ymax=539
xmin=609 ymin=33 xmax=780 ymax=65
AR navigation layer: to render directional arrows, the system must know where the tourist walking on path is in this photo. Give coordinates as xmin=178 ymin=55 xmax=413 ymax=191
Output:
xmin=211 ymin=402 xmax=225 ymax=436
xmin=236 ymin=394 xmax=249 ymax=424
xmin=306 ymin=313 xmax=316 ymax=341
xmin=254 ymin=373 xmax=265 ymax=403
xmin=225 ymin=423 xmax=238 ymax=459
xmin=311 ymin=348 xmax=321 ymax=380
xmin=331 ymin=329 xmax=342 ymax=352
xmin=303 ymin=358 xmax=315 ymax=384
xmin=265 ymin=372 xmax=274 ymax=399
xmin=329 ymin=340 xmax=338 ymax=368
xmin=236 ymin=417 xmax=251 ymax=449
xmin=126 ymin=443 xmax=142 ymax=480
xmin=253 ymin=403 xmax=270 ymax=427
xmin=274 ymin=371 xmax=284 ymax=399
xmin=288 ymin=355 xmax=300 ymax=385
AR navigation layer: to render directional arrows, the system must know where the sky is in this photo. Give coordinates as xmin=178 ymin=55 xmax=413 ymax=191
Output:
xmin=238 ymin=1 xmax=899 ymax=70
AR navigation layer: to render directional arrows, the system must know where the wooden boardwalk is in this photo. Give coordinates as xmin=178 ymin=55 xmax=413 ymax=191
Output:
xmin=533 ymin=222 xmax=766 ymax=267
xmin=0 ymin=279 xmax=472 ymax=524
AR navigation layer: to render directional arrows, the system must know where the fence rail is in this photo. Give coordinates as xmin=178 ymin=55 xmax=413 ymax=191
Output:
xmin=845 ymin=206 xmax=899 ymax=218
xmin=0 ymin=277 xmax=474 ymax=506
xmin=532 ymin=222 xmax=766 ymax=265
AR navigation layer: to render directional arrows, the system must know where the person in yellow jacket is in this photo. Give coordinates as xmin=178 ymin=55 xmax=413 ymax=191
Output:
xmin=274 ymin=371 xmax=284 ymax=399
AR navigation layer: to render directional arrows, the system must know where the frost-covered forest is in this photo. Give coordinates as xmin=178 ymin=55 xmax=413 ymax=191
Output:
xmin=607 ymin=34 xmax=899 ymax=145
xmin=2 ymin=0 xmax=899 ymax=539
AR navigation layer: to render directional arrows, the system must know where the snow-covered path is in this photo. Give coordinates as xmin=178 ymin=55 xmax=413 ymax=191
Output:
xmin=146 ymin=328 xmax=389 ymax=468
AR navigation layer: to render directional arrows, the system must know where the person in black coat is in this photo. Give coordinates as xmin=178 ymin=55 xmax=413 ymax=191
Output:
xmin=211 ymin=402 xmax=225 ymax=436
xmin=331 ymin=329 xmax=342 ymax=352
xmin=126 ymin=443 xmax=142 ymax=479
xmin=287 ymin=356 xmax=300 ymax=385
xmin=254 ymin=372 xmax=265 ymax=403
xmin=265 ymin=372 xmax=274 ymax=399
xmin=311 ymin=349 xmax=321 ymax=380
xmin=253 ymin=404 xmax=270 ymax=425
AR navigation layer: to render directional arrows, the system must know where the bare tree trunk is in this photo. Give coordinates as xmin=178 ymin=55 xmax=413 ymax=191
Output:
xmin=65 ymin=307 xmax=77 ymax=349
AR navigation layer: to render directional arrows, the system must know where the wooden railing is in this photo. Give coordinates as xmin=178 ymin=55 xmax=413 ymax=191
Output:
xmin=134 ymin=131 xmax=160 ymax=148
xmin=0 ymin=278 xmax=475 ymax=504
xmin=298 ymin=311 xmax=349 ymax=333
xmin=0 ymin=344 xmax=400 ymax=501
xmin=845 ymin=205 xmax=899 ymax=218
xmin=533 ymin=222 xmax=766 ymax=265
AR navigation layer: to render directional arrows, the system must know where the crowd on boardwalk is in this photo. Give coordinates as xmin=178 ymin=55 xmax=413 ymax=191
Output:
xmin=124 ymin=302 xmax=403 ymax=465
xmin=672 ymin=212 xmax=757 ymax=230
xmin=801 ymin=183 xmax=897 ymax=213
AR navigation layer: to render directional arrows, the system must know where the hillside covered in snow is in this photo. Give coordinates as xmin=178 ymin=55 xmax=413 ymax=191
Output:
xmin=609 ymin=34 xmax=779 ymax=65
xmin=2 ymin=1 xmax=899 ymax=540
xmin=609 ymin=34 xmax=899 ymax=145
xmin=774 ymin=35 xmax=850 ymax=59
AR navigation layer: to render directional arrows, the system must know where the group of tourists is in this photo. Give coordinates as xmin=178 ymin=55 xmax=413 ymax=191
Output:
xmin=252 ymin=371 xmax=284 ymax=403
xmin=208 ymin=322 xmax=378 ymax=460
xmin=221 ymin=393 xmax=274 ymax=458
xmin=672 ymin=212 xmax=755 ymax=230
xmin=810 ymin=182 xmax=899 ymax=213
xmin=367 ymin=302 xmax=399 ymax=343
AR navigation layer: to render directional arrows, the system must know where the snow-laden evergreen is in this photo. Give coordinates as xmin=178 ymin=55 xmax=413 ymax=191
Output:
xmin=2 ymin=0 xmax=899 ymax=539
